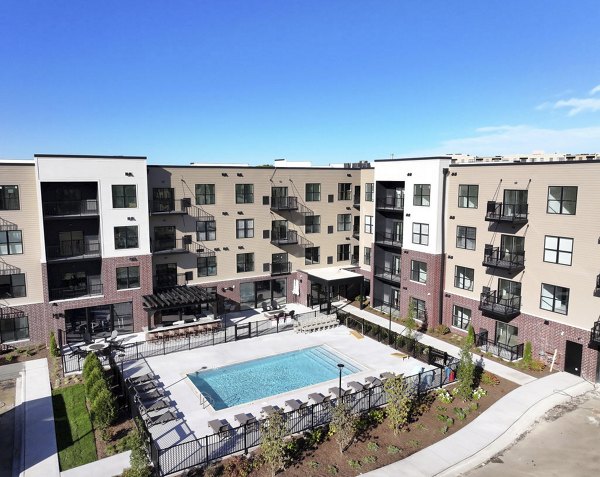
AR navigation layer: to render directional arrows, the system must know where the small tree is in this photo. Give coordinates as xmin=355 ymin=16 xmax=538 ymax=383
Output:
xmin=456 ymin=329 xmax=475 ymax=401
xmin=384 ymin=374 xmax=413 ymax=435
xmin=467 ymin=324 xmax=476 ymax=346
xmin=522 ymin=341 xmax=533 ymax=367
xmin=122 ymin=419 xmax=152 ymax=477
xmin=84 ymin=367 xmax=105 ymax=398
xmin=82 ymin=352 xmax=102 ymax=380
xmin=49 ymin=332 xmax=60 ymax=357
xmin=260 ymin=411 xmax=287 ymax=476
xmin=87 ymin=378 xmax=108 ymax=403
xmin=330 ymin=400 xmax=357 ymax=454
xmin=91 ymin=387 xmax=117 ymax=430
xmin=404 ymin=299 xmax=418 ymax=340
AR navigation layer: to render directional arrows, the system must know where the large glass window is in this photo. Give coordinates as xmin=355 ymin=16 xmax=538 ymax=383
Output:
xmin=112 ymin=185 xmax=137 ymax=208
xmin=338 ymin=183 xmax=352 ymax=200
xmin=0 ymin=185 xmax=19 ymax=210
xmin=456 ymin=226 xmax=476 ymax=250
xmin=547 ymin=186 xmax=577 ymax=215
xmin=544 ymin=236 xmax=573 ymax=266
xmin=458 ymin=185 xmax=478 ymax=208
xmin=0 ymin=273 xmax=26 ymax=298
xmin=337 ymin=214 xmax=352 ymax=231
xmin=195 ymin=184 xmax=215 ymax=205
xmin=240 ymin=279 xmax=287 ymax=310
xmin=337 ymin=244 xmax=350 ymax=261
xmin=365 ymin=183 xmax=374 ymax=202
xmin=306 ymin=183 xmax=321 ymax=201
xmin=64 ymin=302 xmax=133 ymax=343
xmin=0 ymin=312 xmax=29 ymax=342
xmin=116 ymin=266 xmax=140 ymax=290
xmin=454 ymin=266 xmax=474 ymax=291
xmin=235 ymin=184 xmax=254 ymax=204
xmin=155 ymin=263 xmax=177 ymax=288
xmin=197 ymin=220 xmax=216 ymax=241
xmin=236 ymin=219 xmax=254 ymax=238
xmin=364 ymin=215 xmax=373 ymax=234
xmin=197 ymin=256 xmax=217 ymax=277
xmin=412 ymin=223 xmax=429 ymax=246
xmin=114 ymin=226 xmax=138 ymax=249
xmin=236 ymin=253 xmax=255 ymax=272
xmin=0 ymin=230 xmax=23 ymax=255
xmin=153 ymin=226 xmax=176 ymax=251
xmin=364 ymin=247 xmax=371 ymax=266
xmin=410 ymin=260 xmax=427 ymax=283
xmin=305 ymin=246 xmax=320 ymax=265
xmin=452 ymin=305 xmax=471 ymax=330
xmin=305 ymin=215 xmax=320 ymax=234
xmin=413 ymin=184 xmax=431 ymax=206
xmin=540 ymin=283 xmax=569 ymax=314
xmin=412 ymin=297 xmax=426 ymax=321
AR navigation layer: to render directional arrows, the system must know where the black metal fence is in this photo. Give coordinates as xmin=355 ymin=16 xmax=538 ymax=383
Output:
xmin=475 ymin=330 xmax=524 ymax=361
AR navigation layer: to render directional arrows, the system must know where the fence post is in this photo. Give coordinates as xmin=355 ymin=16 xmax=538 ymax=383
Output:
xmin=205 ymin=435 xmax=209 ymax=465
xmin=188 ymin=334 xmax=191 ymax=350
xmin=368 ymin=386 xmax=371 ymax=409
xmin=417 ymin=371 xmax=422 ymax=398
xmin=243 ymin=423 xmax=248 ymax=454
xmin=212 ymin=330 xmax=215 ymax=346
xmin=162 ymin=338 xmax=165 ymax=355
xmin=310 ymin=403 xmax=314 ymax=429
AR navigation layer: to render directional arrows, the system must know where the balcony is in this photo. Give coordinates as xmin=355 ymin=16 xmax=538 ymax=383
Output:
xmin=46 ymin=239 xmax=101 ymax=261
xmin=152 ymin=237 xmax=190 ymax=254
xmin=150 ymin=198 xmax=191 ymax=215
xmin=353 ymin=194 xmax=360 ymax=209
xmin=375 ymin=231 xmax=402 ymax=249
xmin=49 ymin=282 xmax=103 ymax=302
xmin=350 ymin=255 xmax=359 ymax=265
xmin=374 ymin=265 xmax=401 ymax=283
xmin=591 ymin=320 xmax=600 ymax=345
xmin=270 ymin=196 xmax=298 ymax=211
xmin=153 ymin=272 xmax=192 ymax=290
xmin=271 ymin=230 xmax=298 ymax=246
xmin=485 ymin=201 xmax=528 ymax=224
xmin=482 ymin=246 xmax=525 ymax=272
xmin=376 ymin=196 xmax=404 ymax=212
xmin=479 ymin=289 xmax=521 ymax=320
xmin=352 ymin=227 xmax=360 ymax=240
xmin=271 ymin=261 xmax=292 ymax=276
xmin=43 ymin=200 xmax=98 ymax=218
xmin=476 ymin=333 xmax=524 ymax=361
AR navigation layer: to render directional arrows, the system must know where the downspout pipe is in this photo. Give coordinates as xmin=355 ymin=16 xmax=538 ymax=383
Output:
xmin=438 ymin=167 xmax=449 ymax=326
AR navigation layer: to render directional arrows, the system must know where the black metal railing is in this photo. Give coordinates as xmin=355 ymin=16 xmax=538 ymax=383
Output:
xmin=352 ymin=227 xmax=360 ymax=239
xmin=350 ymin=255 xmax=359 ymax=265
xmin=46 ymin=239 xmax=101 ymax=260
xmin=476 ymin=332 xmax=524 ymax=361
xmin=374 ymin=265 xmax=401 ymax=283
xmin=152 ymin=273 xmax=191 ymax=289
xmin=353 ymin=194 xmax=360 ymax=209
xmin=482 ymin=246 xmax=525 ymax=271
xmin=485 ymin=201 xmax=528 ymax=223
xmin=49 ymin=282 xmax=103 ymax=301
xmin=479 ymin=289 xmax=521 ymax=319
xmin=152 ymin=238 xmax=188 ymax=253
xmin=376 ymin=196 xmax=404 ymax=211
xmin=375 ymin=231 xmax=402 ymax=248
xmin=270 ymin=196 xmax=298 ymax=211
xmin=591 ymin=320 xmax=600 ymax=345
xmin=271 ymin=230 xmax=298 ymax=245
xmin=150 ymin=198 xmax=191 ymax=214
xmin=43 ymin=199 xmax=99 ymax=217
xmin=271 ymin=261 xmax=292 ymax=275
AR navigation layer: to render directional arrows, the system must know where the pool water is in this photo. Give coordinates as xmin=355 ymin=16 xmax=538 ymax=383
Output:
xmin=187 ymin=346 xmax=362 ymax=410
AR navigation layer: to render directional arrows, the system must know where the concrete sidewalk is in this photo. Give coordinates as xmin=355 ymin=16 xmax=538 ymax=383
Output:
xmin=344 ymin=305 xmax=535 ymax=385
xmin=363 ymin=372 xmax=596 ymax=476
xmin=61 ymin=451 xmax=131 ymax=477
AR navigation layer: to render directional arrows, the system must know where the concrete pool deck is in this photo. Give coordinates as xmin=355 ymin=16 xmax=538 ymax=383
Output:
xmin=123 ymin=324 xmax=437 ymax=448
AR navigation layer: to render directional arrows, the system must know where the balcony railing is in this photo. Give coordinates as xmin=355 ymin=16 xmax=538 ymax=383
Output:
xmin=482 ymin=246 xmax=525 ymax=272
xmin=43 ymin=199 xmax=98 ymax=218
xmin=271 ymin=261 xmax=292 ymax=275
xmin=152 ymin=237 xmax=189 ymax=253
xmin=271 ymin=230 xmax=298 ymax=245
xmin=479 ymin=289 xmax=521 ymax=320
xmin=374 ymin=265 xmax=401 ymax=283
xmin=153 ymin=273 xmax=192 ymax=290
xmin=375 ymin=231 xmax=402 ymax=248
xmin=476 ymin=333 xmax=524 ymax=361
xmin=270 ymin=196 xmax=298 ymax=211
xmin=591 ymin=320 xmax=600 ymax=345
xmin=46 ymin=239 xmax=101 ymax=261
xmin=49 ymin=282 xmax=103 ymax=301
xmin=376 ymin=196 xmax=404 ymax=211
xmin=485 ymin=201 xmax=528 ymax=224
xmin=352 ymin=227 xmax=360 ymax=239
xmin=350 ymin=255 xmax=359 ymax=265
xmin=150 ymin=198 xmax=190 ymax=214
xmin=353 ymin=194 xmax=360 ymax=209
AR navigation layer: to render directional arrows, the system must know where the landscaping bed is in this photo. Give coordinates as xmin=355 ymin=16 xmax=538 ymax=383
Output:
xmin=0 ymin=344 xmax=47 ymax=365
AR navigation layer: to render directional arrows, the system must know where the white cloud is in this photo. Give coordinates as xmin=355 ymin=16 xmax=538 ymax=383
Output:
xmin=412 ymin=124 xmax=600 ymax=157
xmin=590 ymin=84 xmax=600 ymax=95
xmin=552 ymin=98 xmax=600 ymax=116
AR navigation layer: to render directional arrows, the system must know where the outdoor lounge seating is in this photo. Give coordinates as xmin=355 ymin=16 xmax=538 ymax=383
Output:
xmin=284 ymin=399 xmax=306 ymax=411
xmin=294 ymin=314 xmax=339 ymax=333
xmin=143 ymin=410 xmax=177 ymax=428
xmin=365 ymin=376 xmax=382 ymax=387
xmin=380 ymin=371 xmax=396 ymax=381
xmin=133 ymin=387 xmax=166 ymax=401
xmin=131 ymin=380 xmax=159 ymax=393
xmin=328 ymin=387 xmax=348 ymax=398
xmin=126 ymin=372 xmax=156 ymax=386
xmin=208 ymin=418 xmax=232 ymax=433
xmin=234 ymin=413 xmax=256 ymax=426
xmin=308 ymin=392 xmax=329 ymax=405
xmin=347 ymin=381 xmax=364 ymax=392
xmin=136 ymin=395 xmax=171 ymax=413
xmin=260 ymin=405 xmax=281 ymax=417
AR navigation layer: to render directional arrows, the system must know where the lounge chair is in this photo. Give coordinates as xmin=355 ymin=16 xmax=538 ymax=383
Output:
xmin=260 ymin=405 xmax=281 ymax=417
xmin=347 ymin=381 xmax=364 ymax=392
xmin=328 ymin=387 xmax=348 ymax=398
xmin=134 ymin=387 xmax=166 ymax=401
xmin=136 ymin=395 xmax=170 ymax=413
xmin=143 ymin=410 xmax=177 ymax=428
xmin=131 ymin=380 xmax=159 ymax=393
xmin=208 ymin=418 xmax=232 ymax=434
xmin=365 ymin=376 xmax=382 ymax=387
xmin=234 ymin=413 xmax=256 ymax=426
xmin=126 ymin=372 xmax=155 ymax=386
xmin=308 ymin=393 xmax=327 ymax=405
xmin=380 ymin=371 xmax=396 ymax=380
xmin=284 ymin=399 xmax=306 ymax=411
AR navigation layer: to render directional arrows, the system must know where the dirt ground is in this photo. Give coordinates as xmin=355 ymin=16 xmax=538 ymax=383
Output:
xmin=466 ymin=390 xmax=600 ymax=476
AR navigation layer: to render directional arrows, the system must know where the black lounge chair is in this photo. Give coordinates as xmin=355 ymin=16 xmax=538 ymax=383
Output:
xmin=136 ymin=395 xmax=170 ymax=413
xmin=208 ymin=418 xmax=232 ymax=433
xmin=234 ymin=413 xmax=256 ymax=426
xmin=365 ymin=376 xmax=382 ymax=387
xmin=134 ymin=387 xmax=166 ymax=401
xmin=347 ymin=381 xmax=364 ymax=392
xmin=126 ymin=373 xmax=155 ymax=386
xmin=143 ymin=410 xmax=177 ymax=428
xmin=328 ymin=387 xmax=349 ymax=398
xmin=308 ymin=393 xmax=329 ymax=405
xmin=285 ymin=399 xmax=306 ymax=411
xmin=131 ymin=380 xmax=159 ymax=393
xmin=260 ymin=405 xmax=281 ymax=417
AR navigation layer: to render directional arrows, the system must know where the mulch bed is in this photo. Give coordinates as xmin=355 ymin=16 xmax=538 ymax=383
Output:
xmin=0 ymin=344 xmax=48 ymax=365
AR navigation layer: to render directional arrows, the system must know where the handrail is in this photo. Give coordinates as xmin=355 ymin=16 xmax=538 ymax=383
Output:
xmin=43 ymin=199 xmax=98 ymax=217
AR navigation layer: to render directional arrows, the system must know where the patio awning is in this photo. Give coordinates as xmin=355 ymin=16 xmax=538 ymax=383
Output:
xmin=303 ymin=266 xmax=364 ymax=287
xmin=142 ymin=285 xmax=215 ymax=311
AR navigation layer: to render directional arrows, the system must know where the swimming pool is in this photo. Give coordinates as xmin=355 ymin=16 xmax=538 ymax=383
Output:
xmin=187 ymin=345 xmax=362 ymax=410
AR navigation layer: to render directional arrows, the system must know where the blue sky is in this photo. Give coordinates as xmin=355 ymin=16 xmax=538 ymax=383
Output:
xmin=1 ymin=1 xmax=599 ymax=165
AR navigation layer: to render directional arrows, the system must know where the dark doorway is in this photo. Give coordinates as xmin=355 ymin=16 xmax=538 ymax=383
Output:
xmin=564 ymin=340 xmax=583 ymax=376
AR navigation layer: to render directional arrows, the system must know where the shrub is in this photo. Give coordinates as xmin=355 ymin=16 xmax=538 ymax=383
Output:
xmin=384 ymin=374 xmax=413 ymax=435
xmin=472 ymin=387 xmax=487 ymax=400
xmin=82 ymin=353 xmax=102 ymax=380
xmin=467 ymin=325 xmax=476 ymax=345
xmin=331 ymin=401 xmax=357 ymax=454
xmin=367 ymin=441 xmax=379 ymax=452
xmin=440 ymin=425 xmax=449 ymax=435
xmin=480 ymin=372 xmax=500 ymax=386
xmin=456 ymin=330 xmax=475 ymax=401
xmin=522 ymin=341 xmax=533 ymax=366
xmin=91 ymin=388 xmax=117 ymax=430
xmin=49 ymin=332 xmax=60 ymax=357
xmin=386 ymin=445 xmax=400 ymax=455
xmin=307 ymin=461 xmax=319 ymax=469
xmin=259 ymin=411 xmax=286 ymax=476
xmin=327 ymin=464 xmax=339 ymax=475
xmin=84 ymin=367 xmax=105 ymax=398
xmin=433 ymin=324 xmax=450 ymax=335
xmin=87 ymin=378 xmax=108 ymax=403
xmin=362 ymin=455 xmax=377 ymax=465
xmin=367 ymin=408 xmax=386 ymax=425
xmin=347 ymin=459 xmax=361 ymax=469
xmin=529 ymin=359 xmax=546 ymax=372
xmin=453 ymin=407 xmax=467 ymax=421
xmin=436 ymin=389 xmax=454 ymax=404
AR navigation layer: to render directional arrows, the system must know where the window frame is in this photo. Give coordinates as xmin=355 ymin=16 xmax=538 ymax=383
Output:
xmin=0 ymin=312 xmax=29 ymax=342
xmin=236 ymin=219 xmax=254 ymax=239
xmin=0 ymin=230 xmax=23 ymax=256
xmin=364 ymin=246 xmax=371 ymax=266
xmin=305 ymin=246 xmax=320 ymax=265
xmin=196 ymin=220 xmax=217 ymax=241
xmin=411 ymin=297 xmax=426 ymax=321
xmin=337 ymin=244 xmax=350 ymax=261
xmin=235 ymin=184 xmax=254 ymax=204
xmin=452 ymin=305 xmax=471 ymax=330
xmin=236 ymin=253 xmax=255 ymax=273
xmin=364 ymin=215 xmax=373 ymax=234
xmin=365 ymin=183 xmax=374 ymax=202
xmin=197 ymin=256 xmax=217 ymax=277
xmin=112 ymin=185 xmax=137 ymax=208
xmin=337 ymin=183 xmax=352 ymax=200
xmin=0 ymin=273 xmax=26 ymax=299
xmin=456 ymin=226 xmax=476 ymax=250
xmin=458 ymin=184 xmax=479 ymax=209
xmin=114 ymin=226 xmax=139 ymax=249
xmin=195 ymin=184 xmax=216 ymax=205
xmin=454 ymin=265 xmax=474 ymax=291
xmin=305 ymin=183 xmax=321 ymax=202
xmin=547 ymin=186 xmax=577 ymax=215
xmin=337 ymin=213 xmax=352 ymax=231
xmin=543 ymin=235 xmax=573 ymax=266
xmin=540 ymin=283 xmax=569 ymax=315
xmin=116 ymin=266 xmax=140 ymax=290
xmin=305 ymin=215 xmax=321 ymax=234
xmin=413 ymin=184 xmax=431 ymax=207
xmin=410 ymin=260 xmax=427 ymax=283
xmin=0 ymin=185 xmax=20 ymax=210
xmin=412 ymin=222 xmax=429 ymax=246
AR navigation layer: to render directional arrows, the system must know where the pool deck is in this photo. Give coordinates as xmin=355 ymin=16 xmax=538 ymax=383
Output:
xmin=123 ymin=325 xmax=436 ymax=449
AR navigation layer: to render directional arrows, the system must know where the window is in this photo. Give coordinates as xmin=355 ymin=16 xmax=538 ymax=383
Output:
xmin=540 ymin=283 xmax=569 ymax=314
xmin=236 ymin=253 xmax=255 ymax=273
xmin=547 ymin=186 xmax=577 ymax=215
xmin=305 ymin=246 xmax=320 ymax=265
xmin=544 ymin=236 xmax=573 ymax=266
xmin=337 ymin=244 xmax=350 ymax=261
xmin=306 ymin=183 xmax=321 ymax=201
xmin=412 ymin=298 xmax=426 ymax=321
xmin=365 ymin=183 xmax=374 ymax=202
xmin=452 ymin=305 xmax=471 ymax=330
xmin=337 ymin=214 xmax=352 ymax=231
xmin=235 ymin=184 xmax=254 ymax=204
xmin=114 ymin=226 xmax=138 ymax=249
xmin=456 ymin=226 xmax=476 ymax=250
xmin=364 ymin=247 xmax=371 ymax=266
xmin=0 ymin=185 xmax=19 ymax=210
xmin=195 ymin=184 xmax=215 ymax=205
xmin=197 ymin=256 xmax=217 ymax=277
xmin=0 ymin=273 xmax=26 ymax=299
xmin=0 ymin=312 xmax=29 ymax=342
xmin=458 ymin=185 xmax=478 ymax=208
xmin=413 ymin=184 xmax=431 ymax=206
xmin=236 ymin=219 xmax=254 ymax=239
xmin=454 ymin=266 xmax=474 ymax=291
xmin=305 ymin=215 xmax=320 ymax=234
xmin=338 ymin=183 xmax=352 ymax=200
xmin=116 ymin=266 xmax=140 ymax=290
xmin=197 ymin=220 xmax=216 ymax=241
xmin=155 ymin=263 xmax=177 ymax=288
xmin=364 ymin=216 xmax=373 ymax=234
xmin=412 ymin=223 xmax=429 ymax=246
xmin=410 ymin=260 xmax=427 ymax=283
xmin=153 ymin=226 xmax=175 ymax=251
xmin=0 ymin=231 xmax=23 ymax=255
xmin=112 ymin=185 xmax=137 ymax=208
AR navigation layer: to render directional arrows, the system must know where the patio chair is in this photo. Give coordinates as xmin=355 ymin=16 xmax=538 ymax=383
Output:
xmin=126 ymin=372 xmax=156 ymax=386
xmin=143 ymin=410 xmax=177 ymax=428
xmin=136 ymin=395 xmax=170 ymax=413
xmin=208 ymin=418 xmax=232 ymax=434
xmin=288 ymin=310 xmax=295 ymax=320
xmin=83 ymin=331 xmax=93 ymax=345
xmin=328 ymin=387 xmax=348 ymax=398
xmin=307 ymin=392 xmax=327 ymax=405
xmin=134 ymin=387 xmax=166 ymax=401
xmin=234 ymin=413 xmax=257 ymax=427
xmin=131 ymin=380 xmax=159 ymax=393
xmin=260 ymin=405 xmax=281 ymax=418
xmin=347 ymin=381 xmax=364 ymax=392
xmin=106 ymin=330 xmax=119 ymax=343
xmin=380 ymin=371 xmax=396 ymax=381
xmin=271 ymin=299 xmax=280 ymax=310
xmin=284 ymin=399 xmax=306 ymax=412
xmin=364 ymin=376 xmax=382 ymax=388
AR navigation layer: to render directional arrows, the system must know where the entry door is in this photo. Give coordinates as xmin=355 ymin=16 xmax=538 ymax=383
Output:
xmin=564 ymin=340 xmax=583 ymax=376
xmin=59 ymin=231 xmax=84 ymax=256
xmin=495 ymin=322 xmax=518 ymax=347
xmin=503 ymin=189 xmax=528 ymax=217
xmin=392 ymin=221 xmax=403 ymax=242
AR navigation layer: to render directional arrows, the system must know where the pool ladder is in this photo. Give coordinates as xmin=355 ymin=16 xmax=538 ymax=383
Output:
xmin=199 ymin=391 xmax=215 ymax=409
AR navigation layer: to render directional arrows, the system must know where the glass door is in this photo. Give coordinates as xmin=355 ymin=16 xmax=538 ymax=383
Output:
xmin=392 ymin=255 xmax=401 ymax=275
xmin=395 ymin=187 xmax=404 ymax=208
xmin=498 ymin=278 xmax=521 ymax=306
xmin=59 ymin=230 xmax=84 ymax=257
xmin=503 ymin=190 xmax=528 ymax=218
xmin=496 ymin=322 xmax=519 ymax=347
xmin=392 ymin=221 xmax=403 ymax=242
xmin=500 ymin=235 xmax=524 ymax=263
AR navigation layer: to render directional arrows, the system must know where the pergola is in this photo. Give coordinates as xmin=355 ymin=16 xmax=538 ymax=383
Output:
xmin=142 ymin=285 xmax=217 ymax=328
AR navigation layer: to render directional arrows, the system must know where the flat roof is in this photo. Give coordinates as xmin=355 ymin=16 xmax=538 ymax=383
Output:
xmin=0 ymin=160 xmax=35 ymax=165
xmin=303 ymin=266 xmax=363 ymax=283
xmin=34 ymin=154 xmax=147 ymax=159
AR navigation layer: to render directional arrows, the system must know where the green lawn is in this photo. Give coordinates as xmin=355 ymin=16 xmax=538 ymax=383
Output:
xmin=52 ymin=384 xmax=97 ymax=470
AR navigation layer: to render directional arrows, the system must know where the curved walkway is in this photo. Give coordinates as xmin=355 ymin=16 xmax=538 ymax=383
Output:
xmin=363 ymin=371 xmax=596 ymax=476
